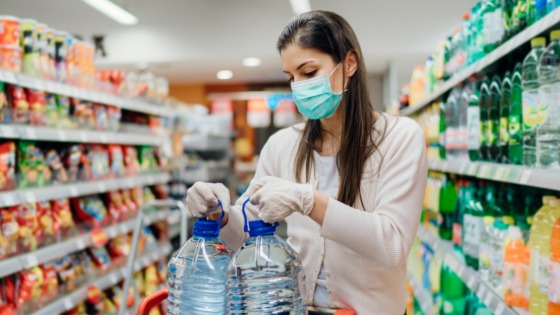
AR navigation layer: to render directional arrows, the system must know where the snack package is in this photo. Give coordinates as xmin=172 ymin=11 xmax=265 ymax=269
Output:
xmin=41 ymin=262 xmax=59 ymax=300
xmin=108 ymin=145 xmax=124 ymax=177
xmin=153 ymin=146 xmax=169 ymax=169
xmin=106 ymin=106 xmax=121 ymax=132
xmin=15 ymin=203 xmax=39 ymax=252
xmin=122 ymin=146 xmax=140 ymax=175
xmin=143 ymin=187 xmax=156 ymax=205
xmin=131 ymin=187 xmax=143 ymax=209
xmin=110 ymin=285 xmax=134 ymax=310
xmin=120 ymin=189 xmax=137 ymax=215
xmin=93 ymin=103 xmax=108 ymax=131
xmin=70 ymin=99 xmax=95 ymax=129
xmin=56 ymin=95 xmax=71 ymax=129
xmin=72 ymin=196 xmax=107 ymax=227
xmin=64 ymin=145 xmax=83 ymax=182
xmin=0 ymin=208 xmax=19 ymax=257
xmin=106 ymin=191 xmax=126 ymax=221
xmin=152 ymin=184 xmax=169 ymax=200
xmin=36 ymin=200 xmax=55 ymax=243
xmin=5 ymin=273 xmax=30 ymax=308
xmin=0 ymin=142 xmax=16 ymax=191
xmin=77 ymin=250 xmax=95 ymax=279
xmin=0 ymin=82 xmax=11 ymax=124
xmin=45 ymin=148 xmax=69 ymax=184
xmin=134 ymin=271 xmax=145 ymax=298
xmin=91 ymin=145 xmax=110 ymax=180
xmin=143 ymin=227 xmax=157 ymax=252
xmin=25 ymin=89 xmax=46 ymax=126
xmin=7 ymin=85 xmax=29 ymax=124
xmin=44 ymin=93 xmax=59 ymax=127
xmin=88 ymin=246 xmax=111 ymax=271
xmin=27 ymin=266 xmax=44 ymax=301
xmin=51 ymin=198 xmax=74 ymax=233
xmin=84 ymin=286 xmax=115 ymax=315
xmin=107 ymin=235 xmax=130 ymax=259
xmin=53 ymin=255 xmax=77 ymax=291
xmin=137 ymin=146 xmax=156 ymax=172
xmin=144 ymin=264 xmax=160 ymax=296
xmin=18 ymin=142 xmax=51 ymax=188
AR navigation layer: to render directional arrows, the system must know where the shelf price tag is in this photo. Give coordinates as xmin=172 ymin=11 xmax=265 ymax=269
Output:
xmin=63 ymin=298 xmax=74 ymax=310
xmin=520 ymin=169 xmax=532 ymax=184
xmin=76 ymin=237 xmax=86 ymax=250
xmin=24 ymin=192 xmax=36 ymax=203
xmin=25 ymin=254 xmax=38 ymax=268
xmin=2 ymin=194 xmax=15 ymax=206
xmin=484 ymin=290 xmax=493 ymax=308
xmin=22 ymin=127 xmax=37 ymax=139
xmin=494 ymin=303 xmax=505 ymax=315
xmin=0 ymin=70 xmax=17 ymax=83
xmin=69 ymin=185 xmax=79 ymax=197
xmin=57 ymin=130 xmax=68 ymax=141
xmin=97 ymin=182 xmax=106 ymax=192
xmin=0 ymin=125 xmax=16 ymax=138
xmin=468 ymin=163 xmax=478 ymax=176
xmin=495 ymin=167 xmax=507 ymax=181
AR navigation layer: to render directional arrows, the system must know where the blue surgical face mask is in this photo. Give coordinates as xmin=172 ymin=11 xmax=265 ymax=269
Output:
xmin=290 ymin=64 xmax=345 ymax=120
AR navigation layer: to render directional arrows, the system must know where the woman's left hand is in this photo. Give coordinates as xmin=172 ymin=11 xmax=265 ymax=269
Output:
xmin=247 ymin=176 xmax=315 ymax=223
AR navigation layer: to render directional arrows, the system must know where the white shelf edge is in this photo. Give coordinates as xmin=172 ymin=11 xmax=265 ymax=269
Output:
xmin=407 ymin=273 xmax=436 ymax=315
xmin=0 ymin=172 xmax=170 ymax=210
xmin=30 ymin=242 xmax=172 ymax=315
xmin=417 ymin=226 xmax=526 ymax=315
xmin=400 ymin=7 xmax=560 ymax=117
xmin=427 ymin=160 xmax=560 ymax=191
xmin=0 ymin=210 xmax=170 ymax=278
xmin=0 ymin=70 xmax=172 ymax=117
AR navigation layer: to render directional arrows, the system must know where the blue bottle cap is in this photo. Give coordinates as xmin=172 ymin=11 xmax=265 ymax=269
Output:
xmin=247 ymin=220 xmax=279 ymax=236
xmin=192 ymin=218 xmax=220 ymax=238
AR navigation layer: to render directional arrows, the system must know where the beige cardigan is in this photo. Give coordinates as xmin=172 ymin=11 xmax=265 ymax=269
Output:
xmin=221 ymin=113 xmax=427 ymax=315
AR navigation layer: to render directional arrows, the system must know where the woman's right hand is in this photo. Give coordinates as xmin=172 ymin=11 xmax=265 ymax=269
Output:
xmin=186 ymin=182 xmax=230 ymax=218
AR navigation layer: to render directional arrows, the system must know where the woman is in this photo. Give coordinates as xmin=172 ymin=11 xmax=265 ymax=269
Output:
xmin=186 ymin=10 xmax=427 ymax=314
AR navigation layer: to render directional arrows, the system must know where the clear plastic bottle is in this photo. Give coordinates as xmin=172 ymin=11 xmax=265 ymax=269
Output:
xmin=490 ymin=220 xmax=509 ymax=288
xmin=537 ymin=30 xmax=560 ymax=169
xmin=459 ymin=84 xmax=471 ymax=160
xmin=228 ymin=199 xmax=306 ymax=314
xmin=167 ymin=211 xmax=231 ymax=315
xmin=446 ymin=88 xmax=462 ymax=160
xmin=468 ymin=81 xmax=482 ymax=161
xmin=522 ymin=37 xmax=546 ymax=166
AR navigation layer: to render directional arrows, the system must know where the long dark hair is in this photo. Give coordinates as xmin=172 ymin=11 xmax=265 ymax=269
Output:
xmin=277 ymin=10 xmax=385 ymax=208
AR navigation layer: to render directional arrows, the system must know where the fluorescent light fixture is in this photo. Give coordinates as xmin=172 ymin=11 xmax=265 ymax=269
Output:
xmin=81 ymin=0 xmax=138 ymax=25
xmin=242 ymin=57 xmax=262 ymax=67
xmin=217 ymin=70 xmax=233 ymax=80
xmin=289 ymin=0 xmax=311 ymax=15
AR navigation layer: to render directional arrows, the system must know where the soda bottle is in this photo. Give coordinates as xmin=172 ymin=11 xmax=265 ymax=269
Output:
xmin=490 ymin=220 xmax=509 ymax=287
xmin=479 ymin=77 xmax=491 ymax=161
xmin=453 ymin=180 xmax=470 ymax=249
xmin=536 ymin=0 xmax=548 ymax=20
xmin=503 ymin=226 xmax=529 ymax=308
xmin=440 ymin=102 xmax=447 ymax=160
xmin=446 ymin=88 xmax=462 ymax=160
xmin=548 ymin=201 xmax=560 ymax=314
xmin=459 ymin=85 xmax=471 ymax=160
xmin=503 ymin=0 xmax=516 ymax=41
xmin=464 ymin=181 xmax=487 ymax=269
xmin=468 ymin=82 xmax=482 ymax=161
xmin=527 ymin=0 xmax=538 ymax=25
xmin=522 ymin=37 xmax=546 ymax=166
xmin=483 ymin=0 xmax=499 ymax=53
xmin=536 ymin=30 xmax=560 ymax=169
xmin=479 ymin=182 xmax=498 ymax=281
xmin=512 ymin=0 xmax=528 ymax=35
xmin=509 ymin=63 xmax=524 ymax=164
xmin=439 ymin=247 xmax=468 ymax=315
xmin=499 ymin=71 xmax=512 ymax=163
xmin=494 ymin=0 xmax=506 ymax=45
xmin=439 ymin=174 xmax=458 ymax=240
xmin=489 ymin=75 xmax=502 ymax=161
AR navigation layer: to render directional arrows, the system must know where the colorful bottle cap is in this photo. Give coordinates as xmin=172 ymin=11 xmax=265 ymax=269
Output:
xmin=531 ymin=37 xmax=546 ymax=47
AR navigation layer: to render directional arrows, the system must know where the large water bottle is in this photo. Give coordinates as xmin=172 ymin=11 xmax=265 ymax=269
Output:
xmin=167 ymin=203 xmax=231 ymax=315
xmin=228 ymin=199 xmax=306 ymax=314
xmin=537 ymin=30 xmax=560 ymax=168
xmin=522 ymin=37 xmax=546 ymax=166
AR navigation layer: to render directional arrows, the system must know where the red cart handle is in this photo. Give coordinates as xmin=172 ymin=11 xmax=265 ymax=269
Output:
xmin=137 ymin=288 xmax=168 ymax=315
xmin=335 ymin=311 xmax=357 ymax=315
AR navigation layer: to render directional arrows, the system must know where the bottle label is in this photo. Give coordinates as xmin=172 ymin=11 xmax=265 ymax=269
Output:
xmin=550 ymin=261 xmax=560 ymax=303
xmin=488 ymin=120 xmax=497 ymax=145
xmin=539 ymin=255 xmax=550 ymax=294
xmin=494 ymin=9 xmax=504 ymax=40
xmin=509 ymin=113 xmax=522 ymax=145
xmin=471 ymin=216 xmax=483 ymax=259
xmin=484 ymin=12 xmax=495 ymax=45
xmin=531 ymin=249 xmax=540 ymax=285
xmin=500 ymin=117 xmax=510 ymax=145
xmin=468 ymin=107 xmax=481 ymax=149
xmin=481 ymin=120 xmax=489 ymax=147
xmin=452 ymin=222 xmax=462 ymax=246
xmin=523 ymin=90 xmax=546 ymax=130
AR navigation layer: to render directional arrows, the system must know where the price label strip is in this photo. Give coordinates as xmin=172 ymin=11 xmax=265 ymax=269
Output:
xmin=519 ymin=169 xmax=532 ymax=184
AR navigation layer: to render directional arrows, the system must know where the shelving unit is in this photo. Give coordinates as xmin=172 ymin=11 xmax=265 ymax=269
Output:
xmin=417 ymin=226 xmax=530 ymax=315
xmin=0 ymin=70 xmax=173 ymax=117
xmin=407 ymin=274 xmax=436 ymax=315
xmin=30 ymin=241 xmax=173 ymax=315
xmin=427 ymin=160 xmax=560 ymax=191
xmin=400 ymin=6 xmax=560 ymax=117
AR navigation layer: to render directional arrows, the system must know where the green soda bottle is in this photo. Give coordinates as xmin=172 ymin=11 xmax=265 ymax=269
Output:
xmin=499 ymin=71 xmax=512 ymax=164
xmin=503 ymin=0 xmax=516 ymax=41
xmin=512 ymin=0 xmax=528 ymax=35
xmin=439 ymin=174 xmax=458 ymax=241
xmin=439 ymin=102 xmax=447 ymax=160
xmin=468 ymin=81 xmax=482 ymax=161
xmin=509 ymin=63 xmax=523 ymax=165
xmin=483 ymin=0 xmax=498 ymax=53
xmin=527 ymin=0 xmax=537 ymax=26
xmin=489 ymin=75 xmax=503 ymax=162
xmin=439 ymin=248 xmax=468 ymax=315
xmin=479 ymin=77 xmax=491 ymax=161
xmin=465 ymin=181 xmax=486 ymax=269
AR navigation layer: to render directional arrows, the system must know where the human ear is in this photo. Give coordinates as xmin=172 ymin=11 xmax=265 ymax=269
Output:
xmin=344 ymin=50 xmax=359 ymax=78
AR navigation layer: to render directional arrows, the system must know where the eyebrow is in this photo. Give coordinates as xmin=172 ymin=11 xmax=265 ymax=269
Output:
xmin=282 ymin=60 xmax=314 ymax=73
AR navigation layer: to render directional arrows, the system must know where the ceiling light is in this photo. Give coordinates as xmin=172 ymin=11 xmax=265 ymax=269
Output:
xmin=81 ymin=0 xmax=138 ymax=25
xmin=217 ymin=70 xmax=233 ymax=80
xmin=289 ymin=0 xmax=311 ymax=15
xmin=243 ymin=57 xmax=262 ymax=67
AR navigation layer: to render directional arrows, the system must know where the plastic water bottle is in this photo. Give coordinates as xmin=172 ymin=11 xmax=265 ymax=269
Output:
xmin=522 ymin=37 xmax=546 ymax=166
xmin=537 ymin=30 xmax=560 ymax=169
xmin=167 ymin=204 xmax=231 ymax=315
xmin=228 ymin=199 xmax=306 ymax=314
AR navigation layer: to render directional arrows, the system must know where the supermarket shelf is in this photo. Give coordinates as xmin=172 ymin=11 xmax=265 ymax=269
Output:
xmin=0 ymin=172 xmax=170 ymax=208
xmin=183 ymin=134 xmax=230 ymax=152
xmin=0 ymin=210 xmax=169 ymax=278
xmin=407 ymin=274 xmax=436 ymax=315
xmin=0 ymin=125 xmax=164 ymax=146
xmin=31 ymin=242 xmax=172 ymax=315
xmin=428 ymin=160 xmax=560 ymax=191
xmin=0 ymin=69 xmax=172 ymax=117
xmin=417 ymin=226 xmax=529 ymax=315
xmin=400 ymin=6 xmax=560 ymax=116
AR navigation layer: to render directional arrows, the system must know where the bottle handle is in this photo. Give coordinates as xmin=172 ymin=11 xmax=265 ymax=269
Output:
xmin=212 ymin=199 xmax=226 ymax=235
xmin=241 ymin=197 xmax=279 ymax=233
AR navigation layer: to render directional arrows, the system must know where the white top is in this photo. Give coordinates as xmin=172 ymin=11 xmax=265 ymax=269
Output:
xmin=312 ymin=152 xmax=340 ymax=308
xmin=220 ymin=114 xmax=428 ymax=314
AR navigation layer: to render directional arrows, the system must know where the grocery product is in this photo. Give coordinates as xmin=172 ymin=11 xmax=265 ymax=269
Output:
xmin=499 ymin=71 xmax=512 ymax=163
xmin=0 ymin=208 xmax=19 ymax=257
xmin=439 ymin=174 xmax=458 ymax=240
xmin=20 ymin=19 xmax=40 ymax=78
xmin=445 ymin=87 xmax=461 ymax=160
xmin=51 ymin=198 xmax=74 ymax=233
xmin=45 ymin=148 xmax=69 ymax=184
xmin=0 ymin=45 xmax=22 ymax=73
xmin=138 ymin=146 xmax=157 ymax=172
xmin=106 ymin=191 xmax=127 ymax=221
xmin=509 ymin=62 xmax=523 ymax=164
xmin=37 ymin=200 xmax=55 ymax=242
xmin=41 ymin=262 xmax=59 ymax=300
xmin=123 ymin=146 xmax=140 ymax=175
xmin=490 ymin=220 xmax=509 ymax=287
xmin=108 ymin=145 xmax=124 ymax=177
xmin=25 ymin=88 xmax=46 ymax=126
xmin=479 ymin=77 xmax=491 ymax=161
xmin=440 ymin=247 xmax=467 ymax=315
xmin=72 ymin=196 xmax=108 ymax=227
xmin=489 ymin=75 xmax=502 ymax=162
xmin=549 ymin=210 xmax=560 ymax=314
xmin=0 ymin=83 xmax=10 ymax=124
xmin=7 ymin=85 xmax=29 ymax=124
xmin=503 ymin=226 xmax=528 ymax=309
xmin=409 ymin=66 xmax=426 ymax=105
xmin=0 ymin=16 xmax=20 ymax=46
xmin=64 ymin=144 xmax=83 ymax=182
xmin=464 ymin=181 xmax=486 ymax=269
xmin=44 ymin=93 xmax=58 ymax=127
xmin=15 ymin=202 xmax=39 ymax=252
xmin=0 ymin=141 xmax=16 ymax=191
xmin=536 ymin=30 xmax=560 ymax=169
xmin=467 ymin=82 xmax=481 ymax=161
xmin=17 ymin=142 xmax=51 ymax=188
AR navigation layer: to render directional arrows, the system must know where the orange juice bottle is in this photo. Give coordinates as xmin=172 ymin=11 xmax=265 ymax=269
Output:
xmin=548 ymin=200 xmax=560 ymax=314
xmin=503 ymin=226 xmax=527 ymax=308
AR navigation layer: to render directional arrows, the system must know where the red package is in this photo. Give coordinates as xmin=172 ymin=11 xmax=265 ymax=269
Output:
xmin=71 ymin=196 xmax=108 ymax=227
xmin=106 ymin=191 xmax=126 ymax=222
xmin=5 ymin=272 xmax=34 ymax=307
xmin=120 ymin=189 xmax=137 ymax=215
xmin=51 ymin=198 xmax=74 ymax=233
xmin=122 ymin=146 xmax=140 ymax=175
xmin=27 ymin=266 xmax=44 ymax=301
xmin=131 ymin=187 xmax=143 ymax=209
xmin=0 ymin=142 xmax=15 ymax=191
xmin=25 ymin=89 xmax=46 ymax=126
xmin=41 ymin=262 xmax=59 ymax=300
xmin=37 ymin=200 xmax=55 ymax=242
xmin=0 ymin=208 xmax=19 ymax=257
xmin=107 ymin=235 xmax=130 ymax=258
xmin=14 ymin=203 xmax=39 ymax=252
xmin=108 ymin=145 xmax=124 ymax=177
xmin=7 ymin=85 xmax=29 ymax=124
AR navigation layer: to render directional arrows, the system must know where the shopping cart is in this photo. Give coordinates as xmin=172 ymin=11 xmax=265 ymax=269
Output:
xmin=117 ymin=199 xmax=189 ymax=315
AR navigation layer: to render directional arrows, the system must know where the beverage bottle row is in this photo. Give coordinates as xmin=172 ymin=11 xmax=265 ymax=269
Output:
xmin=417 ymin=30 xmax=560 ymax=169
xmin=423 ymin=172 xmax=560 ymax=314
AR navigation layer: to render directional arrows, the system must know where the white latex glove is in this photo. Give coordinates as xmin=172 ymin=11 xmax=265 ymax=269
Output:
xmin=186 ymin=182 xmax=230 ymax=217
xmin=247 ymin=176 xmax=314 ymax=223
